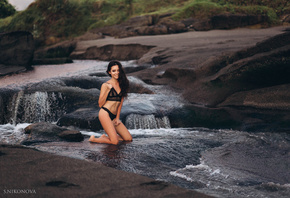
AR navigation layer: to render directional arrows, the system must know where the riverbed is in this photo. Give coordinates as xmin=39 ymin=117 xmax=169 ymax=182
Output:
xmin=0 ymin=60 xmax=289 ymax=198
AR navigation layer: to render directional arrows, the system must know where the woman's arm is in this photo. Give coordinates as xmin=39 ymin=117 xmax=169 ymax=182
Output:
xmin=98 ymin=83 xmax=111 ymax=107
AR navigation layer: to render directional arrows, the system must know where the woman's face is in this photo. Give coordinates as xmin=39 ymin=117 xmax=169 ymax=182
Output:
xmin=109 ymin=65 xmax=119 ymax=80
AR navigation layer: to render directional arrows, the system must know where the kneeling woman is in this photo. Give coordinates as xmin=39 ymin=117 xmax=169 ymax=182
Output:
xmin=89 ymin=60 xmax=132 ymax=145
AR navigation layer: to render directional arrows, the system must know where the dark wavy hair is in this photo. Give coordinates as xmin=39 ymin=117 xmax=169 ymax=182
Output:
xmin=106 ymin=60 xmax=129 ymax=97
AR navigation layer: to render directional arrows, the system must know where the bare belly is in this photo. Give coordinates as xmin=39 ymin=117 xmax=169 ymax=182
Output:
xmin=102 ymin=101 xmax=120 ymax=115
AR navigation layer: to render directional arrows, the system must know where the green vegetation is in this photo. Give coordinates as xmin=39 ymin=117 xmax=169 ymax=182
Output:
xmin=0 ymin=0 xmax=288 ymax=46
xmin=0 ymin=0 xmax=16 ymax=18
xmin=172 ymin=0 xmax=285 ymax=23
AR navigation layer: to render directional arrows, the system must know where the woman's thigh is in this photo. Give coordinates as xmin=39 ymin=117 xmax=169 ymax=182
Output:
xmin=115 ymin=122 xmax=132 ymax=141
xmin=98 ymin=109 xmax=118 ymax=141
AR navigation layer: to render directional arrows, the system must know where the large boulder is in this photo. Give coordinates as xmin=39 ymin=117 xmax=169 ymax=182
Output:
xmin=0 ymin=31 xmax=34 ymax=74
xmin=57 ymin=108 xmax=101 ymax=131
xmin=33 ymin=40 xmax=76 ymax=65
xmin=153 ymin=31 xmax=290 ymax=107
xmin=140 ymin=30 xmax=290 ymax=132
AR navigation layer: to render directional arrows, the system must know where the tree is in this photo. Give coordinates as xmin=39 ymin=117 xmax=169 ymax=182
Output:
xmin=0 ymin=0 xmax=16 ymax=18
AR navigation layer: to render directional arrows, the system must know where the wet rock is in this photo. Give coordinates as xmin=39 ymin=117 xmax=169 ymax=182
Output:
xmin=168 ymin=105 xmax=241 ymax=129
xmin=57 ymin=108 xmax=101 ymax=131
xmin=0 ymin=31 xmax=34 ymax=75
xmin=218 ymin=84 xmax=290 ymax=110
xmin=23 ymin=122 xmax=84 ymax=144
xmin=58 ymin=130 xmax=84 ymax=142
xmin=24 ymin=122 xmax=67 ymax=135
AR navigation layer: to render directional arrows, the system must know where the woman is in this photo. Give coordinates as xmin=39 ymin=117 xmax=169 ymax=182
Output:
xmin=89 ymin=60 xmax=132 ymax=145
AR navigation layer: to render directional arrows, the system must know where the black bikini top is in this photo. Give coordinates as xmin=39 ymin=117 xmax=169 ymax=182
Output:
xmin=106 ymin=86 xmax=122 ymax=102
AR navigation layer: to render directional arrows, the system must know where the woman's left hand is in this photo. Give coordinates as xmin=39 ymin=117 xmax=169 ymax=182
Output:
xmin=113 ymin=119 xmax=122 ymax=126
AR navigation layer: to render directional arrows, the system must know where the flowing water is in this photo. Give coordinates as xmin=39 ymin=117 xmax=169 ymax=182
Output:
xmin=0 ymin=60 xmax=289 ymax=198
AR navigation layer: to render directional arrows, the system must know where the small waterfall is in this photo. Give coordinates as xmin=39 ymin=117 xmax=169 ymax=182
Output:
xmin=22 ymin=92 xmax=51 ymax=122
xmin=9 ymin=91 xmax=67 ymax=124
xmin=10 ymin=90 xmax=24 ymax=125
xmin=125 ymin=114 xmax=171 ymax=129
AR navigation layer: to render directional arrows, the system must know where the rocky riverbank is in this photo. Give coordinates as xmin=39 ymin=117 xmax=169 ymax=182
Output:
xmin=1 ymin=24 xmax=290 ymax=132
xmin=0 ymin=144 xmax=212 ymax=198
xmin=67 ymin=25 xmax=290 ymax=132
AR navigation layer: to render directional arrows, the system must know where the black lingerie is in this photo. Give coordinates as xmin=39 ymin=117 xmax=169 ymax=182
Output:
xmin=101 ymin=107 xmax=116 ymax=120
xmin=106 ymin=87 xmax=122 ymax=102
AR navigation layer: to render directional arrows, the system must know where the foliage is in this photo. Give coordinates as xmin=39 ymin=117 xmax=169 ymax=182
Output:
xmin=173 ymin=0 xmax=224 ymax=19
xmin=173 ymin=0 xmax=279 ymax=23
xmin=0 ymin=0 xmax=16 ymax=18
xmin=212 ymin=0 xmax=289 ymax=15
xmin=0 ymin=0 xmax=287 ymax=46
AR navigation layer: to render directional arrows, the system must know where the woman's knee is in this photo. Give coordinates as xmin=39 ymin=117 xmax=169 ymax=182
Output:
xmin=123 ymin=135 xmax=132 ymax=142
xmin=110 ymin=138 xmax=119 ymax=145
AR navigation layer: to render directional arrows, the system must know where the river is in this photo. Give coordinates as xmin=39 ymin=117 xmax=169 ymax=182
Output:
xmin=0 ymin=60 xmax=289 ymax=198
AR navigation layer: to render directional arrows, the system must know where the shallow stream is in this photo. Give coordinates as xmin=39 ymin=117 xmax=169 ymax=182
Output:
xmin=0 ymin=60 xmax=289 ymax=198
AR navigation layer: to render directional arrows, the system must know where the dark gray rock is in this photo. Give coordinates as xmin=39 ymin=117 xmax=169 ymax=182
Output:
xmin=57 ymin=108 xmax=101 ymax=131
xmin=211 ymin=14 xmax=267 ymax=29
xmin=0 ymin=31 xmax=34 ymax=75
xmin=141 ymin=30 xmax=290 ymax=132
xmin=0 ymin=31 xmax=34 ymax=67
xmin=169 ymin=104 xmax=290 ymax=132
xmin=23 ymin=122 xmax=84 ymax=144
xmin=24 ymin=122 xmax=67 ymax=135
xmin=58 ymin=130 xmax=84 ymax=142
xmin=33 ymin=40 xmax=76 ymax=65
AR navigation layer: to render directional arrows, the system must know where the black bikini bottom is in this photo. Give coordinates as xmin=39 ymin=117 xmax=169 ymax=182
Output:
xmin=101 ymin=107 xmax=116 ymax=120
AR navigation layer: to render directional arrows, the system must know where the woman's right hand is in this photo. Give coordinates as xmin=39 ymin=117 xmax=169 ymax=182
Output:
xmin=106 ymin=83 xmax=113 ymax=89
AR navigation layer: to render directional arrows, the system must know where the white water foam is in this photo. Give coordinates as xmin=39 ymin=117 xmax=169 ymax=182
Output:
xmin=0 ymin=123 xmax=30 ymax=144
xmin=170 ymin=159 xmax=230 ymax=186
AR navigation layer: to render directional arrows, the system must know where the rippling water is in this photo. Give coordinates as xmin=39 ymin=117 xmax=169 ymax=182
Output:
xmin=1 ymin=125 xmax=289 ymax=198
